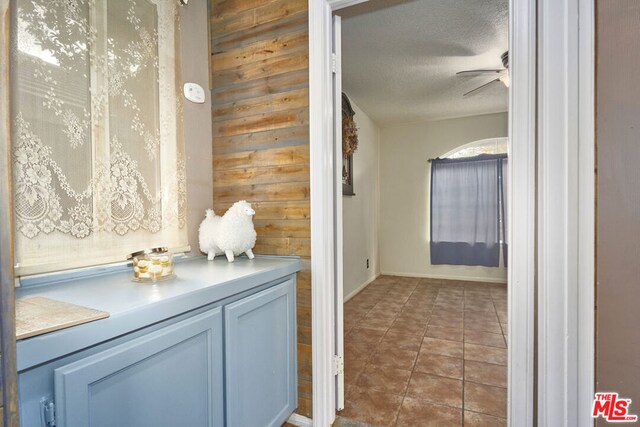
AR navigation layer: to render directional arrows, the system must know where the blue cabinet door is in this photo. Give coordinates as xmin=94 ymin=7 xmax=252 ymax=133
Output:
xmin=225 ymin=278 xmax=297 ymax=427
xmin=54 ymin=308 xmax=224 ymax=427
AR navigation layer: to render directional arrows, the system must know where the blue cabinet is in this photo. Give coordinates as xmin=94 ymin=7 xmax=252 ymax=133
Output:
xmin=16 ymin=259 xmax=300 ymax=427
xmin=225 ymin=279 xmax=297 ymax=427
xmin=54 ymin=308 xmax=224 ymax=427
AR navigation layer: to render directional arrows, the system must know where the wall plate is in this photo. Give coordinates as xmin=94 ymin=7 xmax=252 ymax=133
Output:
xmin=183 ymin=82 xmax=205 ymax=104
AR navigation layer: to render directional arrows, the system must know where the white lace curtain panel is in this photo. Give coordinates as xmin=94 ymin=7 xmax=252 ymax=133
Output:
xmin=11 ymin=0 xmax=187 ymax=275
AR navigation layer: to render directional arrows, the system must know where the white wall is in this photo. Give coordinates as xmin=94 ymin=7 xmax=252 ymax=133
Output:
xmin=379 ymin=112 xmax=508 ymax=283
xmin=180 ymin=2 xmax=213 ymax=253
xmin=343 ymin=101 xmax=380 ymax=299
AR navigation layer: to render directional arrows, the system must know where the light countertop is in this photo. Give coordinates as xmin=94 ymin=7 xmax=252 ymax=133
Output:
xmin=16 ymin=255 xmax=300 ymax=371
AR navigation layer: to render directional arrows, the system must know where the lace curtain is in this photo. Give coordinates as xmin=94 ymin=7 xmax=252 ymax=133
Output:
xmin=11 ymin=0 xmax=187 ymax=276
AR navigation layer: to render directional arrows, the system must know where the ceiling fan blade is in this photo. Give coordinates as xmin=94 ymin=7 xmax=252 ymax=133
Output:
xmin=456 ymin=69 xmax=504 ymax=76
xmin=463 ymin=78 xmax=501 ymax=97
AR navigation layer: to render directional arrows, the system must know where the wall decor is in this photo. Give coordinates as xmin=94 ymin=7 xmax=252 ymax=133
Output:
xmin=198 ymin=200 xmax=257 ymax=262
xmin=342 ymin=154 xmax=354 ymax=196
xmin=342 ymin=93 xmax=358 ymax=195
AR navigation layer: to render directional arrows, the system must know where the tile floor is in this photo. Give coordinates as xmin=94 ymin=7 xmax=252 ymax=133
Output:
xmin=340 ymin=275 xmax=508 ymax=427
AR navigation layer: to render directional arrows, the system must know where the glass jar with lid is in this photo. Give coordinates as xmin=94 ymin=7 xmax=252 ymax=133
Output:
xmin=128 ymin=248 xmax=175 ymax=283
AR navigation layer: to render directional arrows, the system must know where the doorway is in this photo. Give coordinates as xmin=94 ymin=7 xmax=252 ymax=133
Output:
xmin=335 ymin=2 xmax=510 ymax=425
xmin=307 ymin=0 xmax=537 ymax=424
xmin=309 ymin=0 xmax=594 ymax=426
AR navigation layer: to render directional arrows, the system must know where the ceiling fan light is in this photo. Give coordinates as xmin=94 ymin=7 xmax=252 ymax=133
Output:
xmin=499 ymin=73 xmax=510 ymax=88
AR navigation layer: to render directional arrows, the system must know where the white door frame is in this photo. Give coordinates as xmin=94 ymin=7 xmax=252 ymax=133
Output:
xmin=331 ymin=13 xmax=345 ymax=413
xmin=309 ymin=0 xmax=338 ymax=426
xmin=507 ymin=0 xmax=536 ymax=422
xmin=537 ymin=0 xmax=595 ymax=425
xmin=577 ymin=0 xmax=596 ymax=424
xmin=308 ymin=0 xmax=595 ymax=426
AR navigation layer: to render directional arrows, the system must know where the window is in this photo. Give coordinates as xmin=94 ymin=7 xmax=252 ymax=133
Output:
xmin=442 ymin=137 xmax=508 ymax=159
xmin=430 ymin=157 xmax=503 ymax=267
xmin=11 ymin=0 xmax=187 ymax=276
xmin=430 ymin=138 xmax=508 ymax=267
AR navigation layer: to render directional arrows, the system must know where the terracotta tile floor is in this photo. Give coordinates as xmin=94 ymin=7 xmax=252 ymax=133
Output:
xmin=340 ymin=275 xmax=508 ymax=427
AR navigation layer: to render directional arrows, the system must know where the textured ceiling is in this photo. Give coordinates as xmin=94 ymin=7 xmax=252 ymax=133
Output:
xmin=340 ymin=0 xmax=509 ymax=125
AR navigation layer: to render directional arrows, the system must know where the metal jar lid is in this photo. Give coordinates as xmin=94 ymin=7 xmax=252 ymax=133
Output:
xmin=127 ymin=247 xmax=169 ymax=260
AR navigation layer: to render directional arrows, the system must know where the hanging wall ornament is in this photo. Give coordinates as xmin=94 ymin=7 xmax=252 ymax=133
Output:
xmin=342 ymin=93 xmax=359 ymax=156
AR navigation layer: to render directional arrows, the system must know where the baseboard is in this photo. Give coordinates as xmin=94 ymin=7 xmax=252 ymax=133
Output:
xmin=380 ymin=271 xmax=507 ymax=285
xmin=344 ymin=273 xmax=380 ymax=302
xmin=287 ymin=413 xmax=313 ymax=427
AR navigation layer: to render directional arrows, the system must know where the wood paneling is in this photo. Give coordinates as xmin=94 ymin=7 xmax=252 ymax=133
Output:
xmin=213 ymin=125 xmax=308 ymax=154
xmin=213 ymin=145 xmax=309 ymax=170
xmin=212 ymin=51 xmax=308 ymax=88
xmin=254 ymin=220 xmax=311 ymax=238
xmin=213 ymin=164 xmax=309 ymax=187
xmin=254 ymin=237 xmax=311 ymax=257
xmin=212 ymin=70 xmax=308 ymax=105
xmin=213 ymin=107 xmax=308 ymax=137
xmin=212 ymin=32 xmax=308 ymax=71
xmin=211 ymin=0 xmax=307 ymax=36
xmin=213 ymin=13 xmax=307 ymax=52
xmin=214 ymin=182 xmax=309 ymax=204
xmin=210 ymin=0 xmax=311 ymax=417
xmin=213 ymin=88 xmax=308 ymax=122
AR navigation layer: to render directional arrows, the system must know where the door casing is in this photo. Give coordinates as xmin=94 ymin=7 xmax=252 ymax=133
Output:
xmin=307 ymin=0 xmax=596 ymax=426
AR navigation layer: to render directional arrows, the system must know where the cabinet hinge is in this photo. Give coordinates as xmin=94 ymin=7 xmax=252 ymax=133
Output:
xmin=331 ymin=53 xmax=337 ymax=74
xmin=333 ymin=354 xmax=344 ymax=376
xmin=40 ymin=398 xmax=56 ymax=427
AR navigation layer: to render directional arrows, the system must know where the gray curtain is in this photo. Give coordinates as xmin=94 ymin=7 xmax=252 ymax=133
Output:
xmin=430 ymin=155 xmax=504 ymax=267
xmin=500 ymin=158 xmax=508 ymax=267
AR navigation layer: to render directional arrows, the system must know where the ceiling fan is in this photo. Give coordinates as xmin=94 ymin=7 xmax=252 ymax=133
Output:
xmin=456 ymin=51 xmax=509 ymax=97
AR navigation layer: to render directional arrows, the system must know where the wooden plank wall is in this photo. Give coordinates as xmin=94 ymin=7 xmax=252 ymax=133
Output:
xmin=209 ymin=0 xmax=312 ymax=418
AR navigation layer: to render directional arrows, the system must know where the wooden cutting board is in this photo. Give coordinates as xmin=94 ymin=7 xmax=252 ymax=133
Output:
xmin=16 ymin=297 xmax=109 ymax=340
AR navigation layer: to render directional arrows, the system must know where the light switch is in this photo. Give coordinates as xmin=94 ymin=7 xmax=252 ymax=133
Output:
xmin=183 ymin=82 xmax=205 ymax=104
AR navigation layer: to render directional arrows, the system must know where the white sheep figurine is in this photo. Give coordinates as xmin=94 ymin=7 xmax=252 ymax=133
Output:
xmin=198 ymin=200 xmax=257 ymax=262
